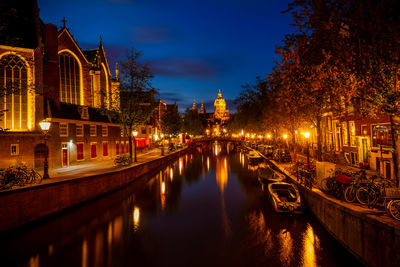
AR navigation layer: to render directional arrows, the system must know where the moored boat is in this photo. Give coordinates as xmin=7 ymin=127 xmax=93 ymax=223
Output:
xmin=258 ymin=166 xmax=285 ymax=185
xmin=247 ymin=150 xmax=262 ymax=164
xmin=268 ymin=182 xmax=302 ymax=214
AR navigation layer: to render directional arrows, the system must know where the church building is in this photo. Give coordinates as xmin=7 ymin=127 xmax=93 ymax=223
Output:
xmin=0 ymin=0 xmax=127 ymax=170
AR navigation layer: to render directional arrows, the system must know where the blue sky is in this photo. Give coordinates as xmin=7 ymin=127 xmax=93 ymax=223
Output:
xmin=38 ymin=0 xmax=294 ymax=112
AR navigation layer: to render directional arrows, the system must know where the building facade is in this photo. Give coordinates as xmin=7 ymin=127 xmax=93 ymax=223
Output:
xmin=0 ymin=0 xmax=128 ymax=170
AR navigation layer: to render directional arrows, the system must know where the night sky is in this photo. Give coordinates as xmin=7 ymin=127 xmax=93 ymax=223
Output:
xmin=38 ymin=0 xmax=294 ymax=112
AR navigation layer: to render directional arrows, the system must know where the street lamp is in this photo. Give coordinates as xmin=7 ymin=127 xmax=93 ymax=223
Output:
xmin=132 ymin=130 xmax=138 ymax=162
xmin=283 ymin=134 xmax=288 ymax=149
xmin=39 ymin=120 xmax=51 ymax=179
xmin=303 ymin=132 xmax=310 ymax=165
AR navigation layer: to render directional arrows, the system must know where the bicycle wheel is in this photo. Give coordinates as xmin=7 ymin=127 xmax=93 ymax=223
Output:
xmin=367 ymin=188 xmax=379 ymax=208
xmin=32 ymin=170 xmax=43 ymax=184
xmin=388 ymin=200 xmax=400 ymax=221
xmin=356 ymin=187 xmax=369 ymax=205
xmin=344 ymin=186 xmax=357 ymax=203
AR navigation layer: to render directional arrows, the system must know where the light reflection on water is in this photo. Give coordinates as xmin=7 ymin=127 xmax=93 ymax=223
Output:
xmin=0 ymin=144 xmax=362 ymax=267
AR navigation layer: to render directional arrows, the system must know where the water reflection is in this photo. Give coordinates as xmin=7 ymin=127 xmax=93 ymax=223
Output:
xmin=0 ymin=148 xmax=362 ymax=267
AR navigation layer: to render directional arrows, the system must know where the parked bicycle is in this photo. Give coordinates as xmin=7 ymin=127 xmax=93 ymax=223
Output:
xmin=114 ymin=155 xmax=132 ymax=166
xmin=0 ymin=164 xmax=42 ymax=190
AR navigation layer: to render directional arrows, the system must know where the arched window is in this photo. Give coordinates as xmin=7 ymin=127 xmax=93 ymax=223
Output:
xmin=59 ymin=52 xmax=81 ymax=104
xmin=100 ymin=64 xmax=109 ymax=108
xmin=0 ymin=54 xmax=28 ymax=130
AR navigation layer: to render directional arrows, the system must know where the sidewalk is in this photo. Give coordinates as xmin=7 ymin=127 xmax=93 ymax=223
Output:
xmin=42 ymin=148 xmax=165 ymax=185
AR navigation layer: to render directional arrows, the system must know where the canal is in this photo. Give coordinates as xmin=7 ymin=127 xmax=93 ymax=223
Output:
xmin=1 ymin=144 xmax=362 ymax=266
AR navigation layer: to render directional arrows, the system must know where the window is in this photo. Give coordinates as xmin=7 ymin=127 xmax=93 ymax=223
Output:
xmin=10 ymin=144 xmax=19 ymax=156
xmin=141 ymin=127 xmax=146 ymax=134
xmin=121 ymin=141 xmax=124 ymax=153
xmin=60 ymin=123 xmax=68 ymax=137
xmin=76 ymin=125 xmax=83 ymax=137
xmin=59 ymin=52 xmax=81 ymax=105
xmin=372 ymin=124 xmax=392 ymax=147
xmin=116 ymin=141 xmax=120 ymax=155
xmin=100 ymin=64 xmax=109 ymax=108
xmin=90 ymin=125 xmax=97 ymax=136
xmin=342 ymin=122 xmax=348 ymax=146
xmin=103 ymin=142 xmax=108 ymax=156
xmin=361 ymin=125 xmax=368 ymax=136
xmin=77 ymin=143 xmax=84 ymax=160
xmin=79 ymin=106 xmax=89 ymax=120
xmin=102 ymin=126 xmax=108 ymax=137
xmin=121 ymin=129 xmax=124 ymax=137
xmin=0 ymin=54 xmax=28 ymax=130
xmin=349 ymin=121 xmax=356 ymax=147
xmin=90 ymin=142 xmax=97 ymax=158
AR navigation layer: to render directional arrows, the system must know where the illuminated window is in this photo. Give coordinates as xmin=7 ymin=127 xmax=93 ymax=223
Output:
xmin=0 ymin=54 xmax=28 ymax=130
xmin=349 ymin=121 xmax=356 ymax=147
xmin=59 ymin=52 xmax=81 ymax=105
xmin=100 ymin=64 xmax=109 ymax=108
xmin=90 ymin=125 xmax=97 ymax=136
xmin=342 ymin=122 xmax=348 ymax=146
xmin=372 ymin=124 xmax=392 ymax=147
xmin=59 ymin=123 xmax=68 ymax=137
xmin=102 ymin=126 xmax=108 ymax=137
xmin=76 ymin=124 xmax=83 ymax=137
xmin=10 ymin=144 xmax=19 ymax=156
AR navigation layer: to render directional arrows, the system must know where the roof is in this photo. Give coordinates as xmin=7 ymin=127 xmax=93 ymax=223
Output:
xmin=0 ymin=0 xmax=41 ymax=48
xmin=45 ymin=99 xmax=112 ymax=123
xmin=82 ymin=49 xmax=98 ymax=65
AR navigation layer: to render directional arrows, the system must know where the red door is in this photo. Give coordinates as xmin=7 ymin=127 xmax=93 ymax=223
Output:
xmin=77 ymin=143 xmax=84 ymax=160
xmin=103 ymin=142 xmax=108 ymax=156
xmin=91 ymin=143 xmax=97 ymax=158
xmin=62 ymin=149 xmax=68 ymax=166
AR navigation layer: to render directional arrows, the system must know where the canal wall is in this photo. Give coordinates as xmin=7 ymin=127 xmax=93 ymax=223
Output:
xmin=0 ymin=148 xmax=189 ymax=232
xmin=270 ymin=160 xmax=400 ymax=267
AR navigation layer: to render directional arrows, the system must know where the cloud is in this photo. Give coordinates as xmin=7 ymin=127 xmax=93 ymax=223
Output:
xmin=149 ymin=57 xmax=218 ymax=81
xmin=133 ymin=26 xmax=178 ymax=44
xmin=159 ymin=92 xmax=185 ymax=103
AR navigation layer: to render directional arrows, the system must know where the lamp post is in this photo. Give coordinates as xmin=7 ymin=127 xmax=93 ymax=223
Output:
xmin=132 ymin=130 xmax=138 ymax=162
xmin=283 ymin=134 xmax=288 ymax=149
xmin=303 ymin=132 xmax=310 ymax=165
xmin=39 ymin=120 xmax=51 ymax=179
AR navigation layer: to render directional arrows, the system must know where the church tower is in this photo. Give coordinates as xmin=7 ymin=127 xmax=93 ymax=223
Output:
xmin=192 ymin=99 xmax=198 ymax=114
xmin=214 ymin=89 xmax=227 ymax=120
xmin=200 ymin=101 xmax=206 ymax=114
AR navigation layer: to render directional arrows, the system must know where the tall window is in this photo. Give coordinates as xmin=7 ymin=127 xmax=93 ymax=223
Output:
xmin=59 ymin=52 xmax=81 ymax=105
xmin=0 ymin=54 xmax=28 ymax=130
xmin=100 ymin=64 xmax=109 ymax=108
xmin=372 ymin=124 xmax=392 ymax=147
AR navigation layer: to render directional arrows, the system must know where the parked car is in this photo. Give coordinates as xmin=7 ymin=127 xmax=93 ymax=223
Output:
xmin=273 ymin=149 xmax=291 ymax=163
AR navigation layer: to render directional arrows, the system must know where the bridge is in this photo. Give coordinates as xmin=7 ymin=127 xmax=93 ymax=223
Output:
xmin=191 ymin=137 xmax=243 ymax=153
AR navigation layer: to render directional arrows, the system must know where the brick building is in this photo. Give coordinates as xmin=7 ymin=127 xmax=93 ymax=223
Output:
xmin=0 ymin=0 xmax=128 ymax=170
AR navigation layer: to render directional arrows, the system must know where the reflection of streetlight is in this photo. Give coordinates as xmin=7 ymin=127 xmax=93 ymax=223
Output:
xmin=303 ymin=132 xmax=310 ymax=165
xmin=39 ymin=120 xmax=51 ymax=180
xmin=132 ymin=130 xmax=138 ymax=162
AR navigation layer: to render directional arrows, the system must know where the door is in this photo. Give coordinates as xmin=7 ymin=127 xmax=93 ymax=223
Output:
xmin=361 ymin=139 xmax=368 ymax=162
xmin=91 ymin=143 xmax=97 ymax=158
xmin=62 ymin=144 xmax=68 ymax=167
xmin=385 ymin=162 xmax=391 ymax=179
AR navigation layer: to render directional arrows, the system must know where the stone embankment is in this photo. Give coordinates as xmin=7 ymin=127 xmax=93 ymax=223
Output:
xmin=270 ymin=160 xmax=400 ymax=267
xmin=0 ymin=148 xmax=188 ymax=232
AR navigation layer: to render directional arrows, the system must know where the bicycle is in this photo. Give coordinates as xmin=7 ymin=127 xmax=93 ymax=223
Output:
xmin=344 ymin=170 xmax=367 ymax=203
xmin=114 ymin=155 xmax=132 ymax=166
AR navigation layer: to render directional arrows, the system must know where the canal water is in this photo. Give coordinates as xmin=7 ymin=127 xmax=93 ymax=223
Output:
xmin=0 ymin=144 xmax=362 ymax=267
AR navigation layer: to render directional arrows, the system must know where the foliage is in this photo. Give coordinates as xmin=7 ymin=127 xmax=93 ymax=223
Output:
xmin=181 ymin=108 xmax=204 ymax=136
xmin=161 ymin=104 xmax=182 ymax=137
xmin=108 ymin=47 xmax=158 ymax=160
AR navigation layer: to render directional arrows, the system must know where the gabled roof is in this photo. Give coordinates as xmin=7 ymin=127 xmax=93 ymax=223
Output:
xmin=58 ymin=27 xmax=89 ymax=64
xmin=82 ymin=49 xmax=98 ymax=65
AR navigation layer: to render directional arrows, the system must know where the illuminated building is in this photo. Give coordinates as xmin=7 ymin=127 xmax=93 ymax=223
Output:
xmin=0 ymin=0 xmax=126 ymax=169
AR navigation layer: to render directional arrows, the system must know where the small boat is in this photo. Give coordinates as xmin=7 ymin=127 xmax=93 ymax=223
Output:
xmin=247 ymin=150 xmax=262 ymax=164
xmin=268 ymin=182 xmax=302 ymax=214
xmin=258 ymin=166 xmax=285 ymax=185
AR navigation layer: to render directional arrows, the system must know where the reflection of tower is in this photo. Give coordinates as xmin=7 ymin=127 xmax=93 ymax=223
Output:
xmin=215 ymin=155 xmax=228 ymax=193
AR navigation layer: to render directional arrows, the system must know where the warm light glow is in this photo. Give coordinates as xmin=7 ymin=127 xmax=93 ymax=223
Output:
xmin=283 ymin=134 xmax=288 ymax=139
xmin=132 ymin=131 xmax=138 ymax=137
xmin=161 ymin=181 xmax=166 ymax=195
xmin=223 ymin=128 xmax=227 ymax=133
xmin=303 ymin=132 xmax=310 ymax=138
xmin=161 ymin=134 xmax=164 ymax=138
xmin=302 ymin=224 xmax=318 ymax=267
xmin=179 ymin=159 xmax=183 ymax=174
xmin=133 ymin=206 xmax=140 ymax=230
xmin=267 ymin=134 xmax=271 ymax=139
xmin=207 ymin=157 xmax=210 ymax=170
xmin=154 ymin=134 xmax=159 ymax=141
xmin=39 ymin=120 xmax=51 ymax=132
xmin=246 ymin=133 xmax=250 ymax=138
xmin=216 ymin=157 xmax=228 ymax=193
xmin=170 ymin=168 xmax=173 ymax=179
xmin=241 ymin=129 xmax=244 ymax=136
